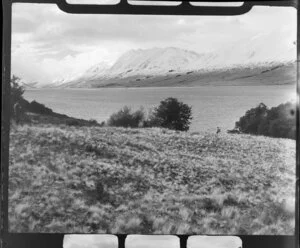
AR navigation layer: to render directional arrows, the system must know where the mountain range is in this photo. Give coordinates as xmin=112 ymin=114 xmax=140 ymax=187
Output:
xmin=46 ymin=32 xmax=297 ymax=88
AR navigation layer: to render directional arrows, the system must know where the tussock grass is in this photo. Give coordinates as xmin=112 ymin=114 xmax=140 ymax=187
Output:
xmin=9 ymin=124 xmax=295 ymax=234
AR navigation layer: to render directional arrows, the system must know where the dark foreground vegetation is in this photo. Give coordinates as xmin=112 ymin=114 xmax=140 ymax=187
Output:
xmin=108 ymin=97 xmax=192 ymax=131
xmin=108 ymin=100 xmax=296 ymax=140
xmin=235 ymin=102 xmax=296 ymax=139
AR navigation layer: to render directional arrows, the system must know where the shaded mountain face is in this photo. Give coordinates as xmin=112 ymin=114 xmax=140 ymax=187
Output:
xmin=52 ymin=32 xmax=296 ymax=88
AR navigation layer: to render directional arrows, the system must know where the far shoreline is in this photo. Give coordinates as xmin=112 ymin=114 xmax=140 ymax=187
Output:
xmin=26 ymin=83 xmax=297 ymax=91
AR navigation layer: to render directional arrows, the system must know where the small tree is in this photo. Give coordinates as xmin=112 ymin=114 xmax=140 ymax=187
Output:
xmin=235 ymin=103 xmax=268 ymax=134
xmin=235 ymin=101 xmax=296 ymax=139
xmin=108 ymin=106 xmax=145 ymax=128
xmin=149 ymin=97 xmax=192 ymax=131
xmin=10 ymin=75 xmax=25 ymax=108
xmin=266 ymin=102 xmax=296 ymax=139
xmin=10 ymin=76 xmax=26 ymax=123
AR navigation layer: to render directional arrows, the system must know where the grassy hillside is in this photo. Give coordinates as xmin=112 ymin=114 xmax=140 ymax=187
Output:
xmin=9 ymin=121 xmax=295 ymax=234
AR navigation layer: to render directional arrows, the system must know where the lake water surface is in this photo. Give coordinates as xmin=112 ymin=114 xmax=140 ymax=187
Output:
xmin=24 ymin=85 xmax=296 ymax=132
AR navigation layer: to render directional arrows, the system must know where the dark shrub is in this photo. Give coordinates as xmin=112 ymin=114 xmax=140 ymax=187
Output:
xmin=235 ymin=103 xmax=268 ymax=134
xmin=267 ymin=102 xmax=296 ymax=139
xmin=66 ymin=119 xmax=80 ymax=126
xmin=88 ymin=119 xmax=98 ymax=125
xmin=10 ymin=76 xmax=26 ymax=123
xmin=235 ymin=101 xmax=296 ymax=139
xmin=148 ymin=97 xmax=192 ymax=131
xmin=108 ymin=106 xmax=145 ymax=128
xmin=268 ymin=119 xmax=295 ymax=139
xmin=10 ymin=76 xmax=25 ymax=108
xmin=28 ymin=100 xmax=53 ymax=115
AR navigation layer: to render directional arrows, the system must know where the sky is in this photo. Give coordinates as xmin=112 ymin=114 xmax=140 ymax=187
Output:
xmin=63 ymin=234 xmax=118 ymax=248
xmin=11 ymin=3 xmax=296 ymax=84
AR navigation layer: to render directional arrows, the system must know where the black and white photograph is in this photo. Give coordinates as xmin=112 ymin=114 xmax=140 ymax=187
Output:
xmin=8 ymin=2 xmax=296 ymax=234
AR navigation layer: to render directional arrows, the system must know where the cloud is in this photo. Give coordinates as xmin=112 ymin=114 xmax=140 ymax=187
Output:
xmin=11 ymin=3 xmax=296 ymax=84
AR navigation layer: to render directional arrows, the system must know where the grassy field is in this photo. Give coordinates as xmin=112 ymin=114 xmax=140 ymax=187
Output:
xmin=9 ymin=120 xmax=295 ymax=234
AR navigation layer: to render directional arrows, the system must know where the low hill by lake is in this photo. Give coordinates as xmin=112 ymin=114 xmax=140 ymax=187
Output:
xmin=45 ymin=45 xmax=296 ymax=89
xmin=55 ymin=62 xmax=296 ymax=88
xmin=9 ymin=117 xmax=295 ymax=234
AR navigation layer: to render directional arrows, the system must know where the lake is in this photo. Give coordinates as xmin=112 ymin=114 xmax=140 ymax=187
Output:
xmin=24 ymin=85 xmax=296 ymax=132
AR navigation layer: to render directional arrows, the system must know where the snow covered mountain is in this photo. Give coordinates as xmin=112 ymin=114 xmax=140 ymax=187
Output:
xmin=52 ymin=72 xmax=84 ymax=87
xmin=106 ymin=47 xmax=202 ymax=77
xmin=55 ymin=31 xmax=296 ymax=88
xmin=76 ymin=62 xmax=111 ymax=81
